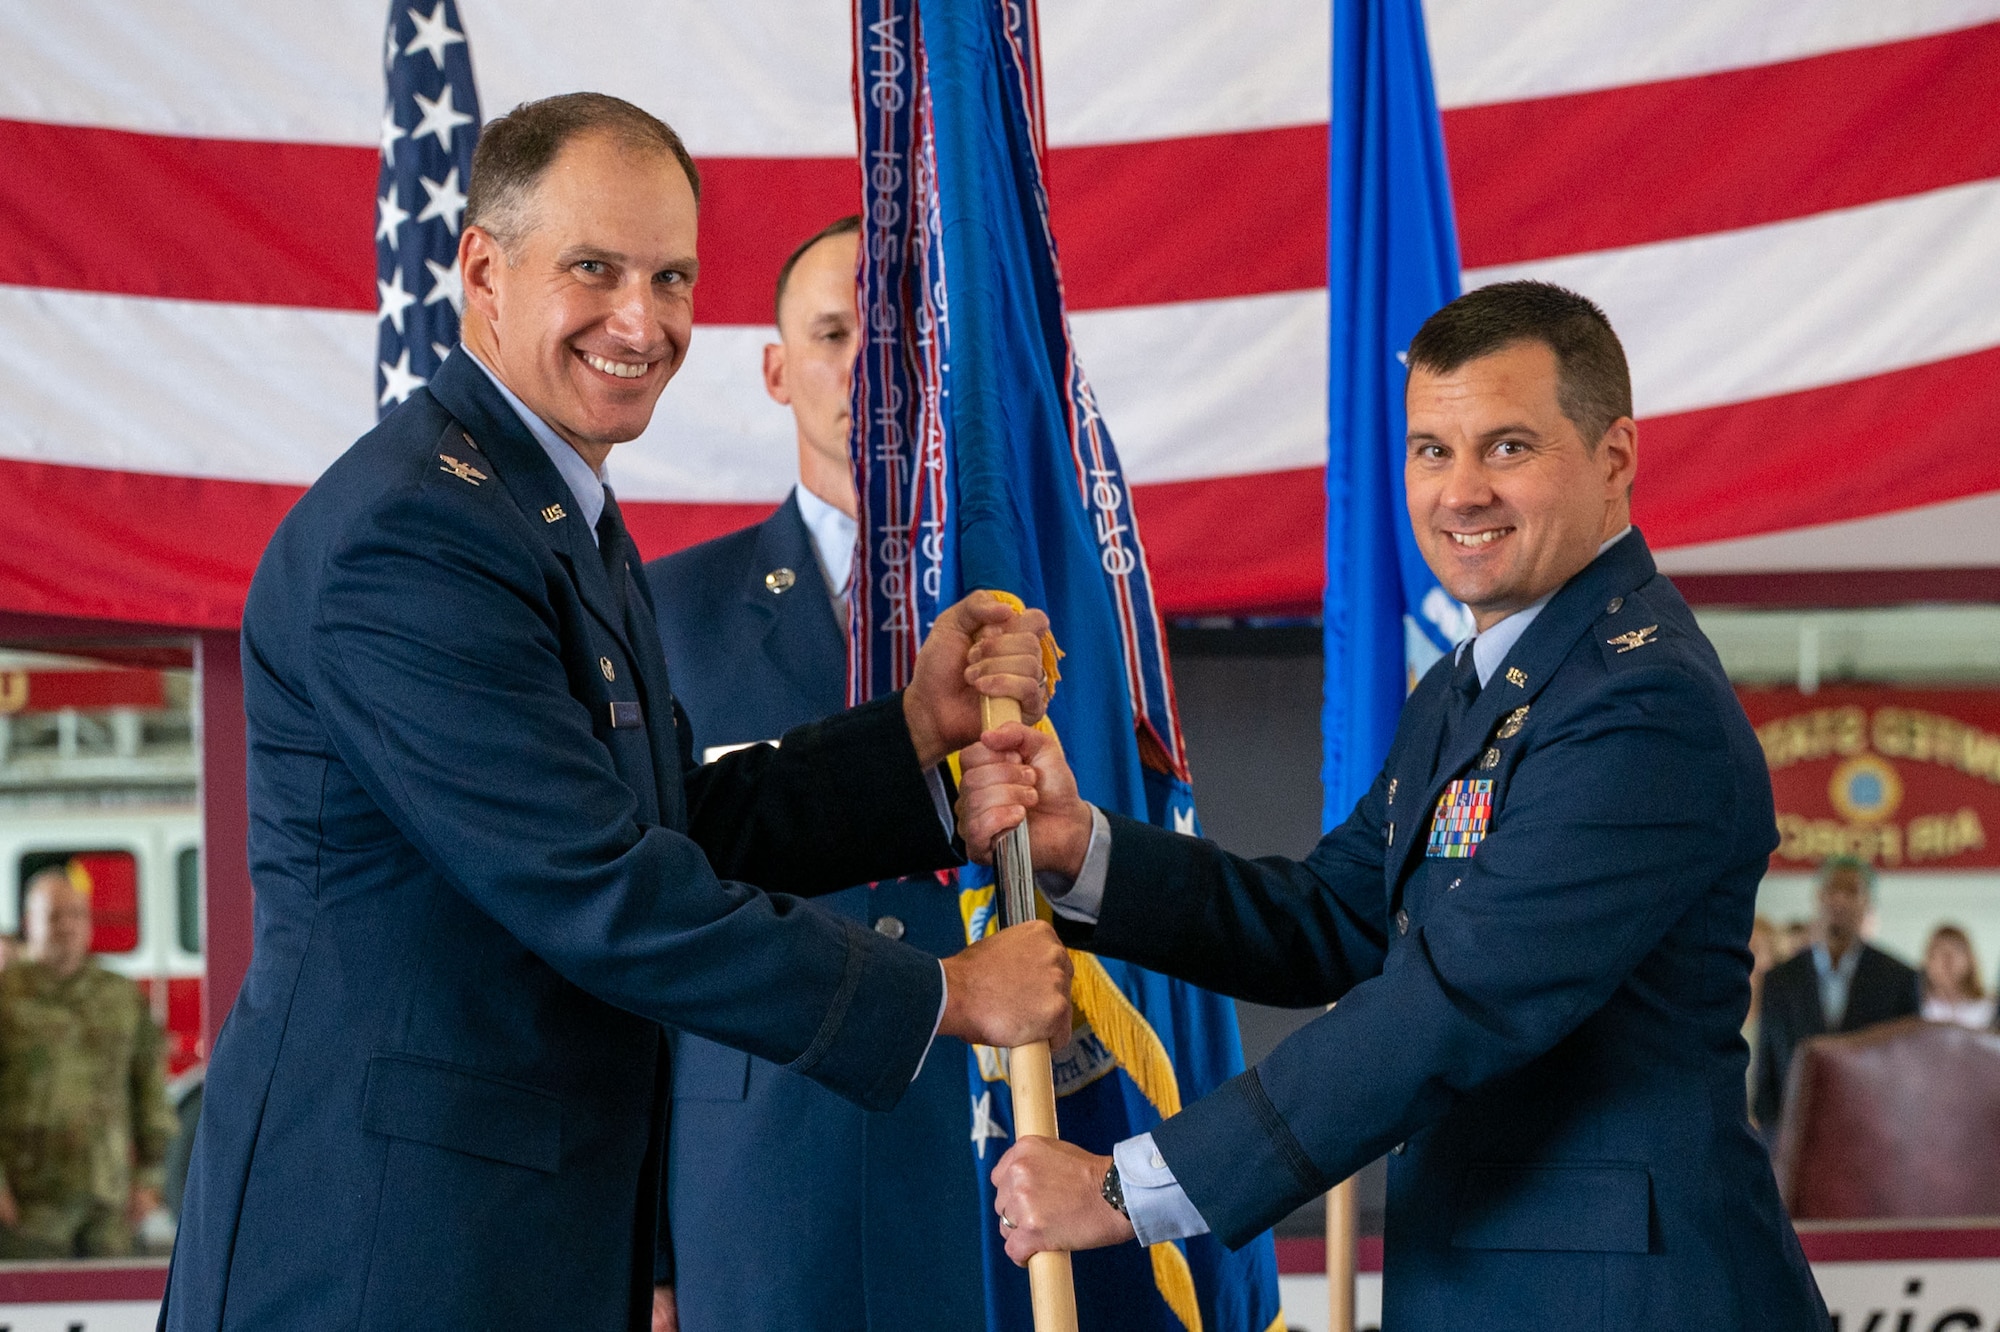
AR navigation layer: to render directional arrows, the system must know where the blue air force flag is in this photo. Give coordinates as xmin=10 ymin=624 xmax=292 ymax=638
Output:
xmin=375 ymin=1 xmax=480 ymax=415
xmin=1320 ymin=0 xmax=1469 ymax=823
xmin=849 ymin=1 xmax=1285 ymax=1329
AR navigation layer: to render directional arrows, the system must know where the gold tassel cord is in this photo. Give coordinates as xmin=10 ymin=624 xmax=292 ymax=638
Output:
xmin=1068 ymin=950 xmax=1183 ymax=1120
xmin=1149 ymin=1239 xmax=1205 ymax=1332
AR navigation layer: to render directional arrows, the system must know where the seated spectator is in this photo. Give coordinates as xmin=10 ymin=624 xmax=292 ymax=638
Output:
xmin=1920 ymin=923 xmax=1995 ymax=1030
xmin=0 ymin=866 xmax=177 ymax=1259
xmin=1753 ymin=858 xmax=1920 ymax=1133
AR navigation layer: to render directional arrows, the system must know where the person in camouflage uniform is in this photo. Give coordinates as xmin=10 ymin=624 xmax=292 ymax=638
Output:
xmin=0 ymin=866 xmax=177 ymax=1258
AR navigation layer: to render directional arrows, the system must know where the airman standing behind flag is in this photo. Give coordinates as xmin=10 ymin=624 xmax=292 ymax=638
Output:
xmin=0 ymin=866 xmax=176 ymax=1259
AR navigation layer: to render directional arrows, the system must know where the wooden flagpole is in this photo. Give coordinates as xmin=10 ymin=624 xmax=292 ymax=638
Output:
xmin=1326 ymin=1175 xmax=1358 ymax=1332
xmin=982 ymin=693 xmax=1080 ymax=1332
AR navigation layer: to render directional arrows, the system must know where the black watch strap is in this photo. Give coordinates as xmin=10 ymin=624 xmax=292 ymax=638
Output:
xmin=1101 ymin=1160 xmax=1128 ymax=1217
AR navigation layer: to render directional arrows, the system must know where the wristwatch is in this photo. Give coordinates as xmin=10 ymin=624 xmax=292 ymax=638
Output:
xmin=1101 ymin=1160 xmax=1128 ymax=1217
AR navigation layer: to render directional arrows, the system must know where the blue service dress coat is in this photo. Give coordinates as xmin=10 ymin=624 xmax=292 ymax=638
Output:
xmin=1064 ymin=532 xmax=1831 ymax=1331
xmin=165 ymin=352 xmax=957 ymax=1332
xmin=645 ymin=493 xmax=985 ymax=1332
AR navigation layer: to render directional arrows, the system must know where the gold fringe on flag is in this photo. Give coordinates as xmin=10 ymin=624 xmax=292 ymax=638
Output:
xmin=1149 ymin=1238 xmax=1205 ymax=1332
xmin=1068 ymin=950 xmax=1182 ymax=1118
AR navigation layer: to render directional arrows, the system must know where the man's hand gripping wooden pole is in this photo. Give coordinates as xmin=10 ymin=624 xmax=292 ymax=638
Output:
xmin=976 ymin=591 xmax=1078 ymax=1332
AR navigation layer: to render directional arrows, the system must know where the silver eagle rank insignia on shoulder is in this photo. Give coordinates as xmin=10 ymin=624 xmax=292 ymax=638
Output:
xmin=439 ymin=453 xmax=487 ymax=486
xmin=1607 ymin=624 xmax=1660 ymax=654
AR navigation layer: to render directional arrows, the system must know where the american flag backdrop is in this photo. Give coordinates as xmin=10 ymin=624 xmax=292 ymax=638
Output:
xmin=375 ymin=0 xmax=479 ymax=415
xmin=1 ymin=0 xmax=1997 ymax=630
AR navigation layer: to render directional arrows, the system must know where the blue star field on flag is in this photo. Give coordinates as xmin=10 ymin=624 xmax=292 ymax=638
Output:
xmin=375 ymin=0 xmax=480 ymax=416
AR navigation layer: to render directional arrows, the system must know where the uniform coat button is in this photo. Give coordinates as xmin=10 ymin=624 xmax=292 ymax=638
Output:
xmin=873 ymin=916 xmax=906 ymax=940
xmin=1395 ymin=909 xmax=1410 ymax=936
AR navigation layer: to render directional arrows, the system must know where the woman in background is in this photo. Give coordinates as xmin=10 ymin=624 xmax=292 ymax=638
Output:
xmin=1920 ymin=924 xmax=1996 ymax=1030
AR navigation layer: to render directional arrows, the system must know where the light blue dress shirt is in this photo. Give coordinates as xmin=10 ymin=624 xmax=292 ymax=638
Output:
xmin=1045 ymin=526 xmax=1638 ymax=1244
xmin=462 ymin=349 xmax=608 ymax=539
xmin=1811 ymin=942 xmax=1863 ymax=1031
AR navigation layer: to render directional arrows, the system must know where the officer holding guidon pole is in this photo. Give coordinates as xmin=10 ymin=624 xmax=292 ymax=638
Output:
xmin=959 ymin=282 xmax=1834 ymax=1332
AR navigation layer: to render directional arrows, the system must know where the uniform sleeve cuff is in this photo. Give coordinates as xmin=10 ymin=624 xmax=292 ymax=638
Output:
xmin=1041 ymin=804 xmax=1110 ymax=923
xmin=1113 ymin=1132 xmax=1211 ymax=1246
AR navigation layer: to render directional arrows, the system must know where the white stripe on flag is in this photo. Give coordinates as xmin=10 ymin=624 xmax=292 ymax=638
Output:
xmin=1071 ymin=289 xmax=1327 ymax=484
xmin=1429 ymin=0 xmax=2000 ymax=109
xmin=0 ymin=0 xmax=856 ymax=156
xmin=0 ymin=0 xmax=1341 ymax=155
xmin=0 ymin=286 xmax=370 ymax=481
xmin=1042 ymin=0 xmax=1328 ymax=144
xmin=1655 ymin=491 xmax=2000 ymax=571
xmin=1464 ymin=177 xmax=2000 ymax=419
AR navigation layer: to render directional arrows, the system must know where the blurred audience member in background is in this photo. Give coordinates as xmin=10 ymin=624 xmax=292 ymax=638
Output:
xmin=1919 ymin=924 xmax=1995 ymax=1030
xmin=1745 ymin=915 xmax=1780 ymax=1125
xmin=1780 ymin=918 xmax=1814 ymax=962
xmin=1753 ymin=858 xmax=1920 ymax=1133
xmin=0 ymin=866 xmax=176 ymax=1258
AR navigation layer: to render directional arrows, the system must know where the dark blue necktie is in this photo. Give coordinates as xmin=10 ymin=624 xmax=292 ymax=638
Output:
xmin=596 ymin=485 xmax=631 ymax=617
xmin=1434 ymin=642 xmax=1482 ymax=779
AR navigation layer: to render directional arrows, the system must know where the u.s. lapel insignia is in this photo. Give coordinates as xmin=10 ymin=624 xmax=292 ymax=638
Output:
xmin=764 ymin=567 xmax=796 ymax=594
xmin=439 ymin=453 xmax=487 ymax=485
xmin=1496 ymin=706 xmax=1530 ymax=740
xmin=1608 ymin=624 xmax=1660 ymax=654
xmin=1505 ymin=667 xmax=1528 ymax=688
xmin=1386 ymin=778 xmax=1398 ymax=807
xmin=541 ymin=503 xmax=567 ymax=523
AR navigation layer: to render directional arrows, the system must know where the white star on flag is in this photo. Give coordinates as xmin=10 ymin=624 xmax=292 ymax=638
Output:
xmin=411 ymin=86 xmax=474 ymax=152
xmin=970 ymin=1090 xmax=1009 ymax=1160
xmin=423 ymin=256 xmax=464 ymax=313
xmin=375 ymin=187 xmax=411 ymax=250
xmin=417 ymin=168 xmax=468 ymax=234
xmin=384 ymin=25 xmax=398 ymax=71
xmin=378 ymin=348 xmax=427 ymax=406
xmin=1172 ymin=805 xmax=1198 ymax=835
xmin=403 ymin=2 xmax=466 ymax=68
xmin=431 ymin=341 xmax=453 ymax=365
xmin=377 ymin=267 xmax=419 ymax=334
xmin=379 ymin=106 xmax=407 ymax=168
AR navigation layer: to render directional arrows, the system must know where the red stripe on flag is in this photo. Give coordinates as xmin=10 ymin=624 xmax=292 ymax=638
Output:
xmin=13 ymin=23 xmax=2000 ymax=320
xmin=1130 ymin=468 xmax=1326 ymax=616
xmin=1045 ymin=126 xmax=1327 ymax=309
xmin=0 ymin=456 xmax=787 ymax=629
xmin=0 ymin=118 xmax=1323 ymax=319
xmin=619 ymin=497 xmax=784 ymax=563
xmin=1634 ymin=347 xmax=2000 ymax=547
xmin=0 ymin=458 xmax=304 ymax=629
xmin=7 ymin=348 xmax=1994 ymax=628
xmin=0 ymin=119 xmax=377 ymax=310
xmin=1446 ymin=21 xmax=2000 ymax=268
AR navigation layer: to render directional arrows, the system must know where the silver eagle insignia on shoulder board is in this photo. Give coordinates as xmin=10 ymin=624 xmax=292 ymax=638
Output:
xmin=439 ymin=454 xmax=487 ymax=485
xmin=1607 ymin=624 xmax=1660 ymax=653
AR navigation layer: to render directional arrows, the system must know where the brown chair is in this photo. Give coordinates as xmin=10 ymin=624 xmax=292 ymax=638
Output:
xmin=1775 ymin=1017 xmax=2000 ymax=1219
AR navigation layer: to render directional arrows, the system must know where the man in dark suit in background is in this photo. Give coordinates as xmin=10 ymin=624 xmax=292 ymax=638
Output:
xmin=962 ymin=282 xmax=1830 ymax=1330
xmin=1754 ymin=858 xmax=1921 ymax=1130
xmin=165 ymin=95 xmax=1073 ymax=1332
xmin=646 ymin=215 xmax=987 ymax=1331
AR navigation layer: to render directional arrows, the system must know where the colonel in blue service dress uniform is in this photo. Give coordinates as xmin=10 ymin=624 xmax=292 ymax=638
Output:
xmin=160 ymin=95 xmax=1072 ymax=1332
xmin=977 ymin=283 xmax=1831 ymax=1331
xmin=648 ymin=490 xmax=985 ymax=1332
